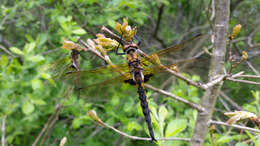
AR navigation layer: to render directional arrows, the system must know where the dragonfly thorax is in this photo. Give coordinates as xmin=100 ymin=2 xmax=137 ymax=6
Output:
xmin=124 ymin=43 xmax=138 ymax=54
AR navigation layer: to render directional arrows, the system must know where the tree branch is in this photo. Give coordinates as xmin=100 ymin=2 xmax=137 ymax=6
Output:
xmin=144 ymin=84 xmax=205 ymax=112
xmin=100 ymin=121 xmax=192 ymax=141
xmin=208 ymin=120 xmax=260 ymax=133
xmin=220 ymin=91 xmax=243 ymax=110
xmin=226 ymin=78 xmax=260 ymax=85
xmin=190 ymin=0 xmax=230 ymax=145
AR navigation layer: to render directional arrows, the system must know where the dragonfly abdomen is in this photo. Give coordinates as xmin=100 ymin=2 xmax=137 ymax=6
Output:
xmin=137 ymin=81 xmax=156 ymax=142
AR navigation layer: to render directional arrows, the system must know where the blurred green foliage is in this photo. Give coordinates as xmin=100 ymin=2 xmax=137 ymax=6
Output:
xmin=0 ymin=0 xmax=260 ymax=145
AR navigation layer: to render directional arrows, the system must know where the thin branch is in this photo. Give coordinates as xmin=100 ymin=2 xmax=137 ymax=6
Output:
xmin=101 ymin=26 xmax=127 ymax=45
xmin=39 ymin=104 xmax=62 ymax=146
xmin=247 ymin=26 xmax=260 ymax=48
xmin=32 ymin=104 xmax=62 ymax=146
xmin=233 ymin=43 xmax=260 ymax=75
xmin=32 ymin=86 xmax=73 ymax=146
xmin=40 ymin=48 xmax=60 ymax=55
xmin=153 ymin=4 xmax=166 ymax=48
xmin=210 ymin=0 xmax=215 ymax=20
xmin=72 ymin=15 xmax=96 ymax=37
xmin=233 ymin=74 xmax=260 ymax=79
xmin=0 ymin=36 xmax=12 ymax=48
xmin=218 ymin=97 xmax=231 ymax=111
xmin=101 ymin=122 xmax=192 ymax=141
xmin=0 ymin=44 xmax=16 ymax=57
xmin=1 ymin=115 xmax=6 ymax=146
xmin=177 ymin=24 xmax=209 ymax=43
xmin=220 ymin=91 xmax=243 ymax=110
xmin=144 ymin=84 xmax=205 ymax=112
xmin=0 ymin=14 xmax=9 ymax=28
xmin=226 ymin=78 xmax=260 ymax=85
xmin=88 ymin=126 xmax=104 ymax=139
xmin=208 ymin=120 xmax=260 ymax=133
xmin=77 ymin=37 xmax=106 ymax=61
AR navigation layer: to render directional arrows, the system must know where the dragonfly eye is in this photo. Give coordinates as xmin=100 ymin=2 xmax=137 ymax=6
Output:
xmin=125 ymin=48 xmax=136 ymax=54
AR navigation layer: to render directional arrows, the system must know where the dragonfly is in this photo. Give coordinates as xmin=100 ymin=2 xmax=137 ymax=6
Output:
xmin=43 ymin=32 xmax=206 ymax=141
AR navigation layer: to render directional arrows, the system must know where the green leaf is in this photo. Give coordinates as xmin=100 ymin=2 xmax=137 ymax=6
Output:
xmin=72 ymin=118 xmax=81 ymax=129
xmin=27 ymin=55 xmax=45 ymax=63
xmin=22 ymin=101 xmax=35 ymax=115
xmin=25 ymin=34 xmax=34 ymax=42
xmin=217 ymin=135 xmax=237 ymax=144
xmin=72 ymin=28 xmax=86 ymax=35
xmin=165 ymin=119 xmax=187 ymax=137
xmin=9 ymin=47 xmax=24 ymax=55
xmin=235 ymin=143 xmax=248 ymax=146
xmin=127 ymin=121 xmax=142 ymax=131
xmin=1 ymin=55 xmax=9 ymax=67
xmin=31 ymin=79 xmax=43 ymax=90
xmin=107 ymin=19 xmax=116 ymax=28
xmin=245 ymin=130 xmax=256 ymax=144
xmin=25 ymin=42 xmax=36 ymax=53
xmin=158 ymin=105 xmax=168 ymax=123
xmin=37 ymin=33 xmax=48 ymax=46
xmin=32 ymin=99 xmax=46 ymax=105
xmin=40 ymin=73 xmax=51 ymax=79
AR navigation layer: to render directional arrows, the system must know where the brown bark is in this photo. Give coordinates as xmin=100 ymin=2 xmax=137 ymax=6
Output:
xmin=190 ymin=0 xmax=230 ymax=145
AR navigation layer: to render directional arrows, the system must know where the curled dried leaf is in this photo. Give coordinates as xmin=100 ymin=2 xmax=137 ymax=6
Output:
xmin=62 ymin=39 xmax=81 ymax=51
xmin=224 ymin=111 xmax=258 ymax=125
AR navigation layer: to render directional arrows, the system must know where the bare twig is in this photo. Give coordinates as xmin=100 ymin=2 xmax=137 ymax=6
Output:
xmin=0 ymin=15 xmax=9 ymax=28
xmin=101 ymin=26 xmax=127 ymax=45
xmin=101 ymin=122 xmax=192 ymax=141
xmin=210 ymin=0 xmax=215 ymax=20
xmin=153 ymin=4 xmax=166 ymax=47
xmin=72 ymin=15 xmax=96 ymax=37
xmin=233 ymin=74 xmax=260 ymax=79
xmin=218 ymin=97 xmax=231 ymax=111
xmin=145 ymin=84 xmax=205 ymax=112
xmin=247 ymin=26 xmax=260 ymax=48
xmin=208 ymin=120 xmax=260 ymax=133
xmin=220 ymin=91 xmax=243 ymax=110
xmin=88 ymin=126 xmax=104 ymax=139
xmin=0 ymin=44 xmax=16 ymax=57
xmin=39 ymin=104 xmax=62 ymax=146
xmin=32 ymin=86 xmax=73 ymax=146
xmin=1 ymin=115 xmax=6 ymax=146
xmin=77 ymin=38 xmax=106 ymax=61
xmin=233 ymin=44 xmax=260 ymax=75
xmin=40 ymin=48 xmax=60 ymax=55
xmin=226 ymin=78 xmax=260 ymax=85
xmin=32 ymin=104 xmax=62 ymax=146
xmin=32 ymin=114 xmax=54 ymax=146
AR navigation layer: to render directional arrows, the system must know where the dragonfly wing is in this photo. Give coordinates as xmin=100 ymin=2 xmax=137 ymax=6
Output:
xmin=155 ymin=34 xmax=207 ymax=57
xmin=143 ymin=34 xmax=208 ymax=67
